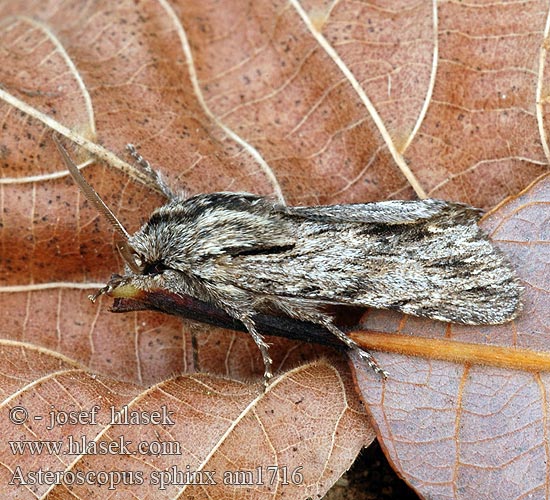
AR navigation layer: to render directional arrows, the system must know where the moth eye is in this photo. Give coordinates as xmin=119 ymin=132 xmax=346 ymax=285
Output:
xmin=143 ymin=260 xmax=168 ymax=276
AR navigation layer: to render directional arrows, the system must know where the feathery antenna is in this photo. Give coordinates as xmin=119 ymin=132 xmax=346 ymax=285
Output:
xmin=53 ymin=134 xmax=141 ymax=273
xmin=53 ymin=134 xmax=131 ymax=241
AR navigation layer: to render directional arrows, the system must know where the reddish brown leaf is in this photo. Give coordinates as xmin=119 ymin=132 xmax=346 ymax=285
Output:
xmin=0 ymin=346 xmax=371 ymax=499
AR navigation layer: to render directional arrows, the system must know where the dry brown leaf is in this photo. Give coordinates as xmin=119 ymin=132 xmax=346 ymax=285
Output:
xmin=0 ymin=346 xmax=370 ymax=499
xmin=352 ymin=173 xmax=549 ymax=499
xmin=0 ymin=1 xmax=548 ymax=499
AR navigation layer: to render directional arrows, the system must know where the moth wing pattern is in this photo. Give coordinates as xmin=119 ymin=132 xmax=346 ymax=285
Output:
xmin=186 ymin=196 xmax=520 ymax=325
xmin=278 ymin=198 xmax=477 ymax=224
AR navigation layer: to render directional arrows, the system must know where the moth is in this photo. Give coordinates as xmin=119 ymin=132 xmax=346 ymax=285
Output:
xmin=53 ymin=136 xmax=521 ymax=385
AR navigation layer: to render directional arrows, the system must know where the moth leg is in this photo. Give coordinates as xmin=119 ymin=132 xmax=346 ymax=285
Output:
xmin=239 ymin=315 xmax=273 ymax=389
xmin=276 ymin=302 xmax=388 ymax=378
xmin=126 ymin=144 xmax=176 ymax=199
xmin=321 ymin=319 xmax=388 ymax=378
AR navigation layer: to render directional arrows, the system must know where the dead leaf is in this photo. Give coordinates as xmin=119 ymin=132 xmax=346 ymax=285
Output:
xmin=0 ymin=1 xmax=548 ymax=499
xmin=0 ymin=346 xmax=370 ymax=499
xmin=352 ymin=174 xmax=549 ymax=499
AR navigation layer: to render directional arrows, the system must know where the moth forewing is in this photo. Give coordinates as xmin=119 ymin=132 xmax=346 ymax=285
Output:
xmin=54 ymin=136 xmax=521 ymax=387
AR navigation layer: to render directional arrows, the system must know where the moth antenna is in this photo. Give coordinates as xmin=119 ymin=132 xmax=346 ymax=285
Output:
xmin=52 ymin=134 xmax=131 ymax=242
xmin=126 ymin=143 xmax=175 ymax=199
xmin=115 ymin=240 xmax=142 ymax=274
